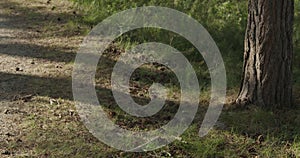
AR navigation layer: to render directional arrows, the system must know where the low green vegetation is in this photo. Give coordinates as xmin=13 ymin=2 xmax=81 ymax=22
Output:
xmin=71 ymin=0 xmax=248 ymax=88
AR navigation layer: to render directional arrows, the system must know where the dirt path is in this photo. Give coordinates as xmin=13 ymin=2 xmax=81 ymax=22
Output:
xmin=0 ymin=0 xmax=84 ymax=156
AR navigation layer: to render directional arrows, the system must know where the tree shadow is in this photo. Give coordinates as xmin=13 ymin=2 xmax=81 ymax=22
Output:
xmin=0 ymin=43 xmax=76 ymax=63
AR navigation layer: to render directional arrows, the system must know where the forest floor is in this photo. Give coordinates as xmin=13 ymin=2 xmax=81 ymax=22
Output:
xmin=0 ymin=0 xmax=300 ymax=157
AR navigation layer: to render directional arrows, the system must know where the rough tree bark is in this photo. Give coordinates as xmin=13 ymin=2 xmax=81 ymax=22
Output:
xmin=236 ymin=0 xmax=294 ymax=107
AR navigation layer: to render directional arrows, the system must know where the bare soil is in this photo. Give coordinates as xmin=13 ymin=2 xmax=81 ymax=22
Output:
xmin=0 ymin=0 xmax=84 ymax=156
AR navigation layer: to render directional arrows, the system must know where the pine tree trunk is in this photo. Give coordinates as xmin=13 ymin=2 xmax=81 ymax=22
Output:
xmin=236 ymin=0 xmax=294 ymax=107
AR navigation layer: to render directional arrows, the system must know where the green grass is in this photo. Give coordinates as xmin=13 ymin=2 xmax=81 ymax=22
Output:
xmin=68 ymin=0 xmax=248 ymax=89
